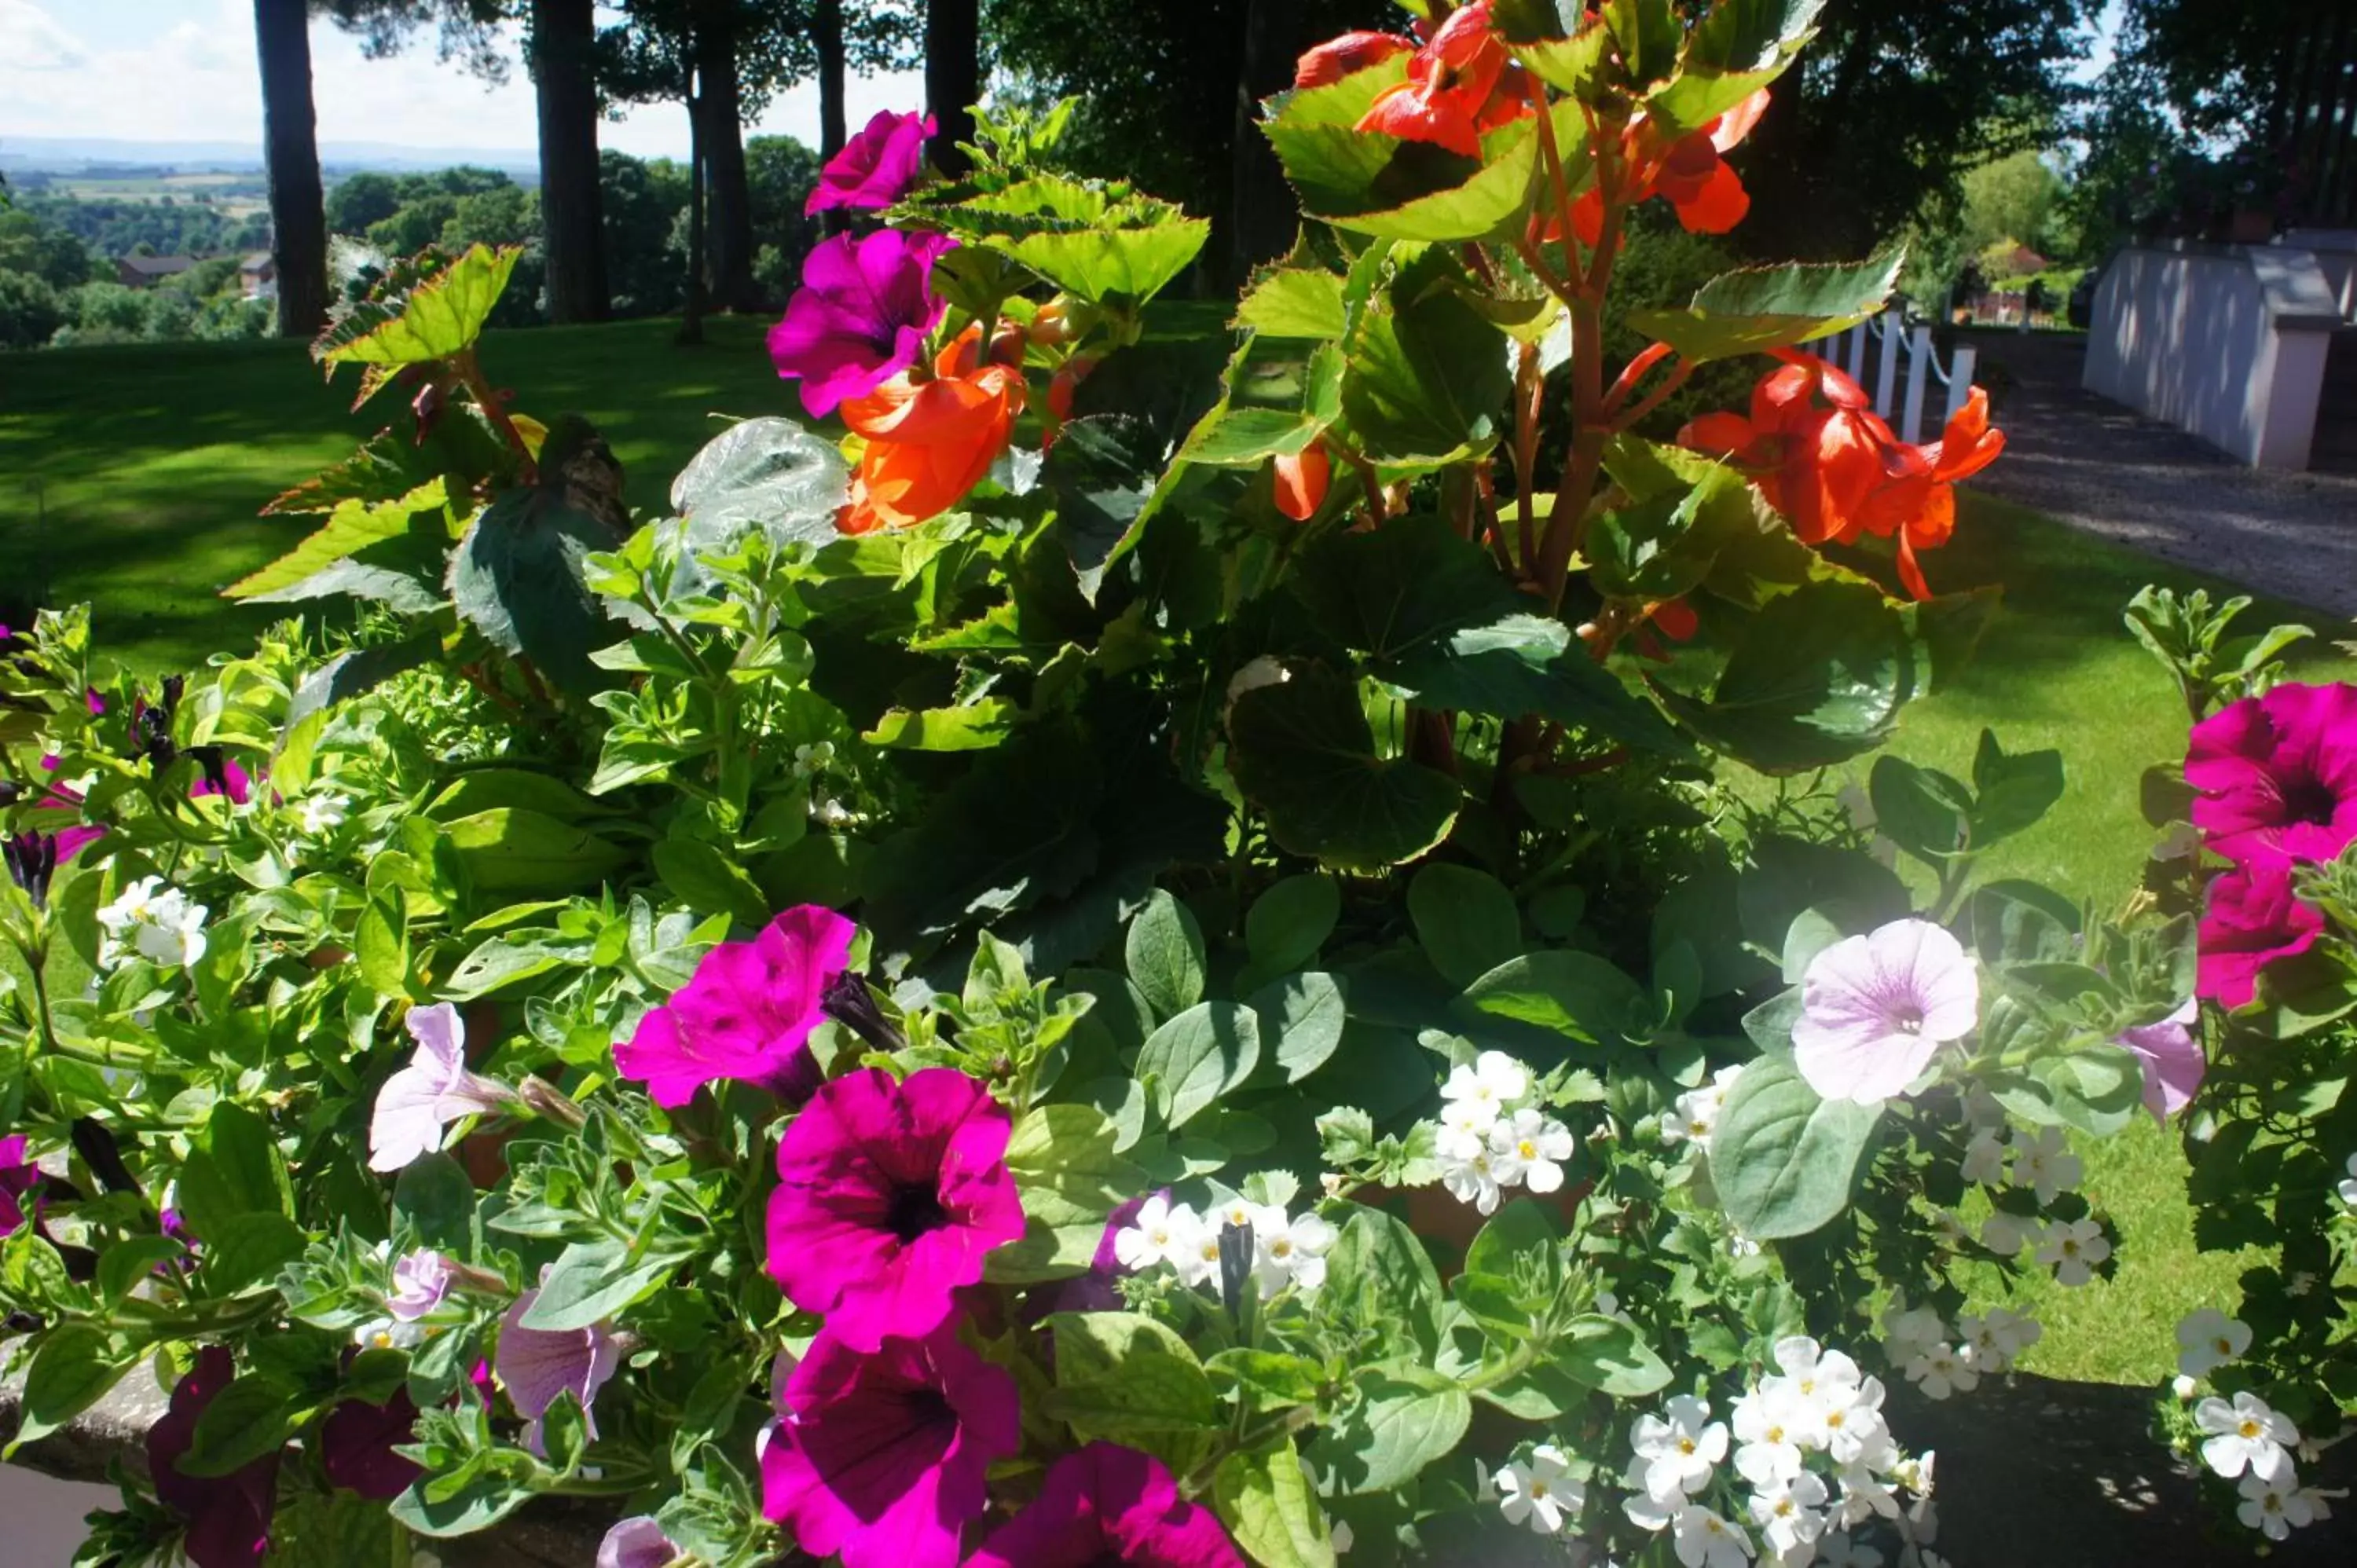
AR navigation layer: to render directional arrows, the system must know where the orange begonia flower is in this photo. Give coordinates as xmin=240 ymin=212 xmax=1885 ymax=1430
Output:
xmin=1562 ymin=88 xmax=1772 ymax=248
xmin=1680 ymin=354 xmax=2003 ymax=601
xmin=838 ymin=326 xmax=1025 ymax=536
xmin=1354 ymin=4 xmax=1530 ymax=159
xmin=1272 ymin=442 xmax=1332 ymax=522
xmin=1296 ymin=30 xmax=1414 ymax=90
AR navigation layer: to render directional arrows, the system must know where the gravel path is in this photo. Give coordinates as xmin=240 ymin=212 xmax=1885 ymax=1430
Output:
xmin=1959 ymin=331 xmax=2357 ymax=619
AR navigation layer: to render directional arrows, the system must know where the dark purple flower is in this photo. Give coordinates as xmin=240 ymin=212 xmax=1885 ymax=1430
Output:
xmin=148 ymin=1346 xmax=279 ymax=1568
xmin=615 ymin=905 xmax=854 ymax=1109
xmin=2187 ymin=682 xmax=2357 ymax=868
xmin=0 ymin=1135 xmax=42 ymax=1237
xmin=2198 ymin=860 xmax=2326 ymax=1009
xmin=4 ymin=833 xmax=57 ymax=908
xmin=320 ymin=1387 xmax=424 ymax=1500
xmin=806 ymin=108 xmax=936 ymax=215
xmin=767 ymin=229 xmax=956 ymax=419
xmin=963 ymin=1442 xmax=1248 ymax=1568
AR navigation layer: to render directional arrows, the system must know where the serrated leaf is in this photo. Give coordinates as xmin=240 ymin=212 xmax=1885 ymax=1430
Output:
xmin=1227 ymin=668 xmax=1460 ymax=874
xmin=1237 ymin=268 xmax=1347 ymax=339
xmin=1627 ymin=252 xmax=1903 ymax=363
xmin=317 ymin=243 xmax=521 ymax=369
xmin=911 ymin=175 xmax=1208 ymax=302
xmin=224 ymin=478 xmax=449 ymax=601
xmin=863 ymin=700 xmax=1021 ymax=752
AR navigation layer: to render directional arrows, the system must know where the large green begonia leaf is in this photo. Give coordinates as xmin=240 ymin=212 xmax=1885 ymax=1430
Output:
xmin=1626 ymin=251 xmax=1902 ymax=363
xmin=1227 ymin=667 xmax=1460 ymax=874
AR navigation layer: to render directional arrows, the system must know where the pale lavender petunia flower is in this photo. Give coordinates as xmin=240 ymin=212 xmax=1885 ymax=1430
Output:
xmin=368 ymin=1003 xmax=515 ymax=1173
xmin=596 ymin=1515 xmax=679 ymax=1568
xmin=2118 ymin=999 xmax=2204 ymax=1122
xmin=1791 ymin=919 xmax=1979 ymax=1105
xmin=387 ymin=1248 xmax=457 ymax=1321
xmin=497 ymin=1277 xmax=623 ymax=1456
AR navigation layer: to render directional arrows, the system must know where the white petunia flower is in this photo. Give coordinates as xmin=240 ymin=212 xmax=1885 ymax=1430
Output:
xmin=1439 ymin=1141 xmax=1505 ymax=1214
xmin=1747 ymin=1471 xmax=1829 ymax=1558
xmin=2196 ymin=1391 xmax=2299 ymax=1483
xmin=1440 ymin=1050 xmax=1529 ymax=1123
xmin=1670 ymin=1504 xmax=1756 ymax=1568
xmin=1958 ymin=1307 xmax=2040 ymax=1374
xmin=2237 ymin=1469 xmax=2315 ymax=1540
xmin=2007 ymin=1126 xmax=2082 ymax=1204
xmin=1253 ymin=1208 xmax=1338 ymax=1296
xmin=2036 ymin=1218 xmax=2110 ymax=1287
xmin=1958 ymin=1129 xmax=2007 ymax=1188
xmin=1635 ymin=1395 xmax=1729 ymax=1498
xmin=1114 ymin=1195 xmax=1204 ymax=1275
xmin=1488 ymin=1108 xmax=1575 ymax=1193
xmin=2174 ymin=1309 xmax=2253 ymax=1380
xmin=1904 ymin=1345 xmax=1975 ymax=1401
xmin=1497 ymin=1444 xmax=1582 ymax=1536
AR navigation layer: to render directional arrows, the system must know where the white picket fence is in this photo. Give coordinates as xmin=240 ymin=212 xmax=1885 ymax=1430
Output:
xmin=1802 ymin=314 xmax=1978 ymax=445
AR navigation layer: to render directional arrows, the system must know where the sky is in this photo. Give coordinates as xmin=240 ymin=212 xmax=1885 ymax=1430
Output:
xmin=0 ymin=0 xmax=928 ymax=160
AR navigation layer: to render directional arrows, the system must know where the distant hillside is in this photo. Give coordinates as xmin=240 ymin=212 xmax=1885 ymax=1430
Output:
xmin=0 ymin=134 xmax=539 ymax=182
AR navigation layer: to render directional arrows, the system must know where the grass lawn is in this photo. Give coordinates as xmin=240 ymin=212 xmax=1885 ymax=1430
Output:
xmin=6 ymin=324 xmax=2354 ymax=1387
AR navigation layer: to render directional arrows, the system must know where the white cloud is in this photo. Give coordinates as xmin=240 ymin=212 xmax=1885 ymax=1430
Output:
xmin=0 ymin=0 xmax=923 ymax=162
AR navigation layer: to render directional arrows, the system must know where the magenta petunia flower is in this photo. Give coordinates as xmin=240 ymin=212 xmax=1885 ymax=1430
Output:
xmin=2198 ymin=861 xmax=2326 ymax=1009
xmin=806 ymin=108 xmax=936 ymax=215
xmin=387 ymin=1248 xmax=456 ymax=1321
xmin=2117 ymin=999 xmax=2205 ymax=1121
xmin=964 ymin=1442 xmax=1249 ymax=1568
xmin=597 ymin=1515 xmax=679 ymax=1568
xmin=368 ymin=1002 xmax=515 ymax=1173
xmin=2187 ymin=682 xmax=2357 ymax=867
xmin=189 ymin=755 xmax=255 ymax=807
xmin=496 ymin=1277 xmax=625 ymax=1455
xmin=764 ymin=1066 xmax=1025 ymax=1351
xmin=0 ymin=1134 xmax=42 ymax=1236
xmin=1791 ymin=918 xmax=1980 ymax=1105
xmin=761 ymin=1324 xmax=1020 ymax=1568
xmin=148 ymin=1346 xmax=279 ymax=1568
xmin=766 ymin=229 xmax=956 ymax=419
xmin=319 ymin=1387 xmax=424 ymax=1500
xmin=614 ymin=905 xmax=855 ymax=1108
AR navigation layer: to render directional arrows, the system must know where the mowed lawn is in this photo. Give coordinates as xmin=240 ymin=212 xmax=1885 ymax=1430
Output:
xmin=5 ymin=324 xmax=2354 ymax=1385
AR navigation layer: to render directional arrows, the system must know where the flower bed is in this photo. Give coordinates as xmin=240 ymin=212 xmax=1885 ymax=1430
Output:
xmin=2 ymin=4 xmax=2344 ymax=1566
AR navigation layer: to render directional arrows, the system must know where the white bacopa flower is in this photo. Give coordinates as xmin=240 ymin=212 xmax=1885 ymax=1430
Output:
xmin=1253 ymin=1208 xmax=1337 ymax=1296
xmin=2036 ymin=1218 xmax=2110 ymax=1288
xmin=1977 ymin=1211 xmax=2039 ymax=1258
xmin=1816 ymin=1377 xmax=1892 ymax=1467
xmin=2007 ymin=1126 xmax=2081 ymax=1204
xmin=1670 ymin=1504 xmax=1755 ymax=1568
xmin=1635 ymin=1395 xmax=1729 ymax=1498
xmin=1834 ymin=1462 xmax=1899 ymax=1527
xmin=2172 ymin=1373 xmax=2201 ymax=1401
xmin=2196 ymin=1391 xmax=2299 ymax=1482
xmin=353 ymin=1315 xmax=424 ymax=1351
xmin=1747 ymin=1471 xmax=1829 ymax=1558
xmin=1761 ymin=1336 xmax=1862 ymax=1430
xmin=2174 ymin=1308 xmax=2253 ymax=1380
xmin=1732 ymin=1384 xmax=1806 ymax=1486
xmin=1177 ymin=1223 xmax=1228 ymax=1290
xmin=1880 ymin=1301 xmax=1946 ymax=1369
xmin=96 ymin=875 xmax=209 ymax=970
xmin=1816 ymin=1532 xmax=1886 ymax=1568
xmin=295 ymin=792 xmax=350 ymax=836
xmin=1497 ymin=1444 xmax=1582 ymax=1536
xmin=1623 ymin=1473 xmax=1679 ymax=1532
xmin=1664 ymin=1064 xmax=1744 ymax=1149
xmin=2339 ymin=1152 xmax=2357 ymax=1208
xmin=1439 ymin=1141 xmax=1505 ymax=1215
xmin=1958 ymin=1129 xmax=2008 ymax=1188
xmin=1904 ymin=1345 xmax=1975 ymax=1401
xmin=1210 ymin=1195 xmax=1263 ymax=1236
xmin=1891 ymin=1451 xmax=1934 ymax=1497
xmin=1440 ymin=1050 xmax=1529 ymax=1123
xmin=1488 ymin=1108 xmax=1574 ymax=1193
xmin=1114 ymin=1195 xmax=1204 ymax=1275
xmin=1436 ymin=1096 xmax=1498 ymax=1157
xmin=1958 ymin=1307 xmax=2040 ymax=1374
xmin=2237 ymin=1470 xmax=2315 ymax=1540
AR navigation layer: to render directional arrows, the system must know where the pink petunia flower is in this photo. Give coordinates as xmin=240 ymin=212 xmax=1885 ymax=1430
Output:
xmin=761 ymin=1324 xmax=1020 ymax=1568
xmin=495 ymin=1277 xmax=624 ymax=1455
xmin=767 ymin=229 xmax=957 ymax=419
xmin=806 ymin=108 xmax=936 ymax=214
xmin=764 ymin=1066 xmax=1025 ymax=1351
xmin=1791 ymin=919 xmax=1980 ymax=1105
xmin=2186 ymin=682 xmax=2357 ymax=867
xmin=614 ymin=904 xmax=855 ymax=1109
xmin=148 ymin=1346 xmax=278 ymax=1568
xmin=387 ymin=1248 xmax=456 ymax=1321
xmin=319 ymin=1387 xmax=424 ymax=1500
xmin=597 ymin=1515 xmax=680 ymax=1568
xmin=0 ymin=1134 xmax=42 ymax=1237
xmin=368 ymin=1003 xmax=515 ymax=1173
xmin=2117 ymin=999 xmax=2205 ymax=1121
xmin=964 ymin=1442 xmax=1249 ymax=1567
xmin=2198 ymin=861 xmax=2326 ymax=1009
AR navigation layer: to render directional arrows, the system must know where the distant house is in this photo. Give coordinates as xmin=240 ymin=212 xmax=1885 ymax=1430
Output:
xmin=115 ymin=254 xmax=195 ymax=289
xmin=240 ymin=253 xmax=277 ymax=299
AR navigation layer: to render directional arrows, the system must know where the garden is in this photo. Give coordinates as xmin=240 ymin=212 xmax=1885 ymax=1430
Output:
xmin=4 ymin=5 xmax=2357 ymax=1568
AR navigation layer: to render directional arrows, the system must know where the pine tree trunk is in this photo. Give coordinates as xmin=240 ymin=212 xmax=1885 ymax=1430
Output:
xmin=816 ymin=0 xmax=849 ymax=236
xmin=532 ymin=0 xmax=607 ymax=323
xmin=253 ymin=0 xmax=327 ymax=338
xmin=924 ymin=0 xmax=980 ymax=177
xmin=696 ymin=20 xmax=757 ymax=311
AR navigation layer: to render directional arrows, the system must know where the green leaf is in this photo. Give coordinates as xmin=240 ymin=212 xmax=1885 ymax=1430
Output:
xmin=222 ymin=478 xmax=449 ymax=601
xmin=1005 ymin=1105 xmax=1144 ymax=1229
xmin=1511 ymin=22 xmax=1615 ymax=94
xmin=95 ymin=1236 xmax=185 ymax=1307
xmin=917 ymin=175 xmax=1208 ymax=302
xmin=1340 ymin=253 xmax=1513 ymax=464
xmin=181 ymin=1375 xmax=296 ymax=1477
xmin=1207 ymin=1350 xmax=1329 ymax=1417
xmin=1869 ymin=756 xmax=1971 ymax=863
xmin=448 ymin=482 xmax=622 ymax=694
xmin=1043 ymin=414 xmax=1166 ymax=598
xmin=200 ymin=1212 xmax=309 ymax=1294
xmin=356 ymin=889 xmax=411 ymax=997
xmin=520 ymin=1238 xmax=681 ymax=1331
xmin=317 ymin=243 xmax=521 ymax=368
xmin=12 ymin=1324 xmax=129 ymax=1447
xmin=1215 ymin=1438 xmax=1336 ymax=1568
xmin=1710 ymin=1050 xmax=1883 ymax=1239
xmin=442 ymin=808 xmax=631 ymax=896
xmin=1127 ymin=890 xmax=1208 ymax=1020
xmin=862 ymin=699 xmax=1021 ymax=752
xmin=1295 ymin=515 xmax=1523 ymax=661
xmin=1385 ymin=613 xmax=1690 ymax=755
xmin=1043 ymin=1312 xmax=1219 ymax=1469
xmin=1460 ymin=951 xmax=1649 ymax=1044
xmin=178 ymin=1101 xmax=292 ymax=1237
xmin=1228 ymin=669 xmax=1460 ymax=874
xmin=390 ymin=1470 xmax=538 ymax=1538
xmin=1970 ymin=727 xmax=2066 ymax=846
xmin=651 ymin=837 xmax=774 ymax=931
xmin=1308 ymin=1365 xmax=1471 ymax=1496
xmin=1409 ymin=865 xmax=1522 ymax=988
xmin=1626 ymin=252 xmax=1903 ymax=363
xmin=1648 ymin=0 xmax=1825 ymax=132
xmin=1248 ymin=971 xmax=1350 ymax=1083
xmin=1237 ymin=269 xmax=1348 ymax=339
xmin=1989 ymin=1045 xmax=2146 ymax=1138
xmin=1550 ymin=1313 xmax=1674 ymax=1397
xmin=1137 ymin=1002 xmax=1263 ymax=1130
xmin=984 ymin=1218 xmax=1107 ymax=1283
xmin=1586 ymin=460 xmax=1762 ymax=603
xmin=1321 ymin=1207 xmax=1442 ymax=1361
xmin=1244 ymin=874 xmax=1341 ymax=978
xmin=392 ymin=1153 xmax=476 ymax=1252
xmin=1605 ymin=0 xmax=1684 ymax=83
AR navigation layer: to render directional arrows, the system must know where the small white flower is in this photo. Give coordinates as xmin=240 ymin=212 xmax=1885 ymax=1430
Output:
xmin=2007 ymin=1126 xmax=2081 ymax=1204
xmin=2196 ymin=1391 xmax=2299 ymax=1483
xmin=1664 ymin=1065 xmax=1745 ymax=1149
xmin=1977 ymin=1211 xmax=2039 ymax=1258
xmin=1904 ymin=1345 xmax=1975 ymax=1401
xmin=1959 ymin=1129 xmax=2007 ymax=1188
xmin=1488 ymin=1108 xmax=1574 ymax=1194
xmin=1497 ymin=1444 xmax=1582 ymax=1536
xmin=353 ymin=1315 xmax=423 ymax=1351
xmin=1834 ymin=1462 xmax=1899 ymax=1527
xmin=2339 ymin=1152 xmax=2357 ymax=1208
xmin=1635 ymin=1395 xmax=1729 ymax=1498
xmin=2174 ymin=1309 xmax=2253 ymax=1380
xmin=1892 ymin=1451 xmax=1934 ymax=1497
xmin=1437 ymin=1096 xmax=1498 ymax=1156
xmin=2172 ymin=1374 xmax=2200 ymax=1401
xmin=1880 ymin=1301 xmax=1946 ymax=1368
xmin=96 ymin=875 xmax=209 ymax=970
xmin=1623 ymin=1471 xmax=1681 ymax=1531
xmin=2237 ymin=1469 xmax=2315 ymax=1540
xmin=295 ymin=792 xmax=349 ymax=835
xmin=1253 ymin=1208 xmax=1337 ymax=1296
xmin=1958 ymin=1308 xmax=2040 ymax=1374
xmin=1210 ymin=1195 xmax=1263 ymax=1236
xmin=1816 ymin=1377 xmax=1892 ymax=1467
xmin=1440 ymin=1140 xmax=1505 ymax=1214
xmin=1440 ymin=1050 xmax=1529 ymax=1122
xmin=1732 ymin=1383 xmax=1805 ymax=1486
xmin=1670 ymin=1504 xmax=1755 ymax=1568
xmin=1761 ymin=1336 xmax=1862 ymax=1435
xmin=1747 ymin=1471 xmax=1829 ymax=1558
xmin=1114 ymin=1195 xmax=1204 ymax=1275
xmin=2036 ymin=1218 xmax=2110 ymax=1288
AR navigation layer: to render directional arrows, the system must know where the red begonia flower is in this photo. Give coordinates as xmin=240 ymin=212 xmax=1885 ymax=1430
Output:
xmin=1354 ymin=4 xmax=1529 ymax=159
xmin=1272 ymin=442 xmax=1332 ymax=521
xmin=840 ymin=326 xmax=1027 ymax=535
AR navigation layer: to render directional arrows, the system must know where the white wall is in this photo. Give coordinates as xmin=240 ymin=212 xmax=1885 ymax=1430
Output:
xmin=0 ymin=1464 xmax=120 ymax=1567
xmin=2083 ymin=242 xmax=2343 ymax=469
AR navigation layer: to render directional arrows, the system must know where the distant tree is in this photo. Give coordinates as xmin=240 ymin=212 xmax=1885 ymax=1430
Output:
xmin=0 ymin=210 xmax=95 ymax=291
xmin=745 ymin=134 xmax=823 ymax=295
xmin=325 ymin=170 xmax=405 ymax=233
xmin=0 ymin=271 xmax=65 ymax=350
xmin=599 ymin=149 xmax=692 ymax=313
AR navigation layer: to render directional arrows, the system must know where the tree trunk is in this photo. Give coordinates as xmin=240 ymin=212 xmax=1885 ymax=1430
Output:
xmin=680 ymin=66 xmax=707 ymax=346
xmin=531 ymin=0 xmax=607 ymax=323
xmin=1227 ymin=0 xmax=1297 ymax=286
xmin=253 ymin=0 xmax=327 ymax=338
xmin=924 ymin=0 xmax=980 ymax=177
xmin=696 ymin=17 xmax=758 ymax=311
xmin=816 ymin=0 xmax=849 ymax=236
